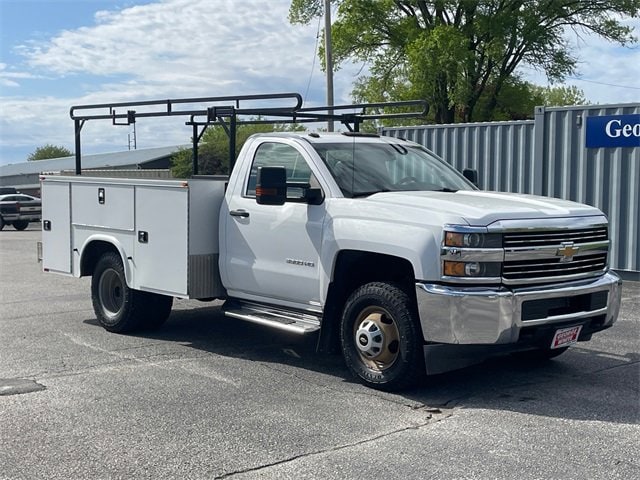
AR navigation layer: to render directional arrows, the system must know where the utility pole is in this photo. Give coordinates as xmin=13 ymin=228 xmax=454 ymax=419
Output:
xmin=324 ymin=0 xmax=334 ymax=132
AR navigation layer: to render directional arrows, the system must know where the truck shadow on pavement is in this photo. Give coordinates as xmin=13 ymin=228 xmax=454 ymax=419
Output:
xmin=84 ymin=303 xmax=640 ymax=426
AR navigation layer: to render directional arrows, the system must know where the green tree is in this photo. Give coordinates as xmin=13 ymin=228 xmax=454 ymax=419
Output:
xmin=531 ymin=84 xmax=589 ymax=107
xmin=481 ymin=80 xmax=589 ymax=120
xmin=170 ymin=149 xmax=196 ymax=179
xmin=171 ymin=122 xmax=305 ymax=178
xmin=28 ymin=144 xmax=73 ymax=161
xmin=290 ymin=0 xmax=638 ymax=123
xmin=483 ymin=77 xmax=544 ymax=121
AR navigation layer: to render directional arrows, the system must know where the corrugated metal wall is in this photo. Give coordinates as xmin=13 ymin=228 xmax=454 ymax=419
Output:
xmin=382 ymin=103 xmax=639 ymax=274
xmin=538 ymin=104 xmax=639 ymax=275
xmin=384 ymin=120 xmax=536 ymax=193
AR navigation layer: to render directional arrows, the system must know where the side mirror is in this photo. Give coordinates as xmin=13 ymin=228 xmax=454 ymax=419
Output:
xmin=256 ymin=166 xmax=287 ymax=205
xmin=463 ymin=168 xmax=478 ymax=187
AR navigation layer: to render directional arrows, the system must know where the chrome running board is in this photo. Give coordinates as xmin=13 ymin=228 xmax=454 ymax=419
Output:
xmin=223 ymin=301 xmax=321 ymax=335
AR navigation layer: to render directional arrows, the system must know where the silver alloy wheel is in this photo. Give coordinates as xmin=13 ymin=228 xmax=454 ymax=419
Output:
xmin=98 ymin=267 xmax=124 ymax=321
xmin=353 ymin=306 xmax=400 ymax=371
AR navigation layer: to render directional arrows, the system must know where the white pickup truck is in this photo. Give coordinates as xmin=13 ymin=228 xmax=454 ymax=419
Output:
xmin=39 ymin=96 xmax=622 ymax=390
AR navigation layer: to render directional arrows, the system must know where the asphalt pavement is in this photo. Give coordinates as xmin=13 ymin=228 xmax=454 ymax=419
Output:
xmin=1 ymin=225 xmax=638 ymax=479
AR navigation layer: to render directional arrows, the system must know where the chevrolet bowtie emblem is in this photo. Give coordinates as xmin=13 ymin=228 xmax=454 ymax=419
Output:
xmin=557 ymin=242 xmax=579 ymax=262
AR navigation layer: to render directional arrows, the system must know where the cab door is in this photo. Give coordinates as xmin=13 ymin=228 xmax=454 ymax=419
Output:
xmin=222 ymin=140 xmax=326 ymax=310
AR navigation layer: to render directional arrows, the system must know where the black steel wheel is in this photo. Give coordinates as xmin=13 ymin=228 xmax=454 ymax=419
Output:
xmin=340 ymin=282 xmax=424 ymax=391
xmin=91 ymin=252 xmax=143 ymax=333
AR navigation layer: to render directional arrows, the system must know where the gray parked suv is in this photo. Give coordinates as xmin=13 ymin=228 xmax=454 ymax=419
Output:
xmin=0 ymin=194 xmax=41 ymax=230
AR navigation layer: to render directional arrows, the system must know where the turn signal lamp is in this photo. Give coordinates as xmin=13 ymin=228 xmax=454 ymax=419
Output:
xmin=443 ymin=261 xmax=501 ymax=277
xmin=445 ymin=232 xmax=502 ymax=248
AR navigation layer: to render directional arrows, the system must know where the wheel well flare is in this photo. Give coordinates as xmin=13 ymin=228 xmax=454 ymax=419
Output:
xmin=318 ymin=250 xmax=416 ymax=353
xmin=80 ymin=241 xmax=120 ymax=277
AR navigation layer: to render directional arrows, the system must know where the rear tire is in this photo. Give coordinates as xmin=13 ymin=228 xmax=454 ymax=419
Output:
xmin=13 ymin=220 xmax=29 ymax=231
xmin=340 ymin=282 xmax=424 ymax=391
xmin=91 ymin=251 xmax=172 ymax=333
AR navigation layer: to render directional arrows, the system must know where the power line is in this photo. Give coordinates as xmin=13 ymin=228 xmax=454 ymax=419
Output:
xmin=519 ymin=65 xmax=640 ymax=91
xmin=303 ymin=14 xmax=322 ymax=106
xmin=566 ymin=76 xmax=640 ymax=91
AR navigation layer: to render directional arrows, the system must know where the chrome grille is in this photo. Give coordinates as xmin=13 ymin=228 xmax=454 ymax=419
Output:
xmin=503 ymin=227 xmax=608 ymax=248
xmin=502 ymin=226 xmax=609 ymax=284
xmin=503 ymin=253 xmax=607 ymax=281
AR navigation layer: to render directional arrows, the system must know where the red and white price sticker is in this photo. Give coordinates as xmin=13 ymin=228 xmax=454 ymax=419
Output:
xmin=551 ymin=325 xmax=582 ymax=349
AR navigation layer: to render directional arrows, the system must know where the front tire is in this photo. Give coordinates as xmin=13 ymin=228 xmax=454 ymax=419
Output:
xmin=340 ymin=282 xmax=424 ymax=391
xmin=0 ymin=216 xmax=5 ymax=230
xmin=91 ymin=251 xmax=172 ymax=333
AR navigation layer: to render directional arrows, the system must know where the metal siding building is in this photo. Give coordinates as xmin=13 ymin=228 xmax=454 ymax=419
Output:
xmin=382 ymin=103 xmax=640 ymax=275
xmin=0 ymin=145 xmax=185 ymax=196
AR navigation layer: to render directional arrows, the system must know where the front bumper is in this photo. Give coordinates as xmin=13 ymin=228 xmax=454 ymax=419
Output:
xmin=415 ymin=271 xmax=622 ymax=345
xmin=1 ymin=213 xmax=40 ymax=222
xmin=18 ymin=214 xmax=40 ymax=222
xmin=1 ymin=213 xmax=19 ymax=222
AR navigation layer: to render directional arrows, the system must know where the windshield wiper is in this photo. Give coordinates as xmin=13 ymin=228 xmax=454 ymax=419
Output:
xmin=431 ymin=187 xmax=458 ymax=193
xmin=389 ymin=143 xmax=408 ymax=155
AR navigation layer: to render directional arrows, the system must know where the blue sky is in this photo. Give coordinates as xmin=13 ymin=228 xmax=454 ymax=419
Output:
xmin=1 ymin=0 xmax=639 ymax=166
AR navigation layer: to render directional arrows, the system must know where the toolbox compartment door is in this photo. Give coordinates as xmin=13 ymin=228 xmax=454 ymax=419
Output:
xmin=41 ymin=181 xmax=72 ymax=274
xmin=134 ymin=186 xmax=188 ymax=295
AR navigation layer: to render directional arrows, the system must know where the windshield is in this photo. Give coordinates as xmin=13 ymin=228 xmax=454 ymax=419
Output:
xmin=313 ymin=141 xmax=475 ymax=198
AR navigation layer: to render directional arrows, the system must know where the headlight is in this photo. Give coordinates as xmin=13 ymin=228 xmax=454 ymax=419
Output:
xmin=442 ymin=227 xmax=503 ymax=281
xmin=445 ymin=232 xmax=502 ymax=248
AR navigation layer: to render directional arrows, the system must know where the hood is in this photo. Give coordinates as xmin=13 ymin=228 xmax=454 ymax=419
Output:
xmin=363 ymin=190 xmax=603 ymax=226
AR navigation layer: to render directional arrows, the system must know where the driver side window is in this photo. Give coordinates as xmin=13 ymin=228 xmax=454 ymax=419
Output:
xmin=246 ymin=142 xmax=317 ymax=199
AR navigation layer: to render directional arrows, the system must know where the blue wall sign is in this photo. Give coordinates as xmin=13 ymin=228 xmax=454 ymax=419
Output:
xmin=585 ymin=114 xmax=640 ymax=148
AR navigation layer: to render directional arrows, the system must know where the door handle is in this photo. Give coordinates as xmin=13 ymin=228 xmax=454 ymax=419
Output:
xmin=229 ymin=209 xmax=250 ymax=218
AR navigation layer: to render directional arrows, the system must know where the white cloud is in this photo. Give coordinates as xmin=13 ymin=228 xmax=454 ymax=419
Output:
xmin=19 ymin=0 xmax=321 ymax=94
xmin=1 ymin=0 xmax=638 ymax=164
xmin=520 ymin=18 xmax=640 ymax=104
xmin=2 ymin=0 xmax=352 ymax=162
xmin=0 ymin=63 xmax=40 ymax=88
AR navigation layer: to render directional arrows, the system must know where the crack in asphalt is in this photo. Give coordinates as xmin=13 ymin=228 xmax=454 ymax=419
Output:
xmin=213 ymin=412 xmax=453 ymax=479
xmin=438 ymin=394 xmax=474 ymax=409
